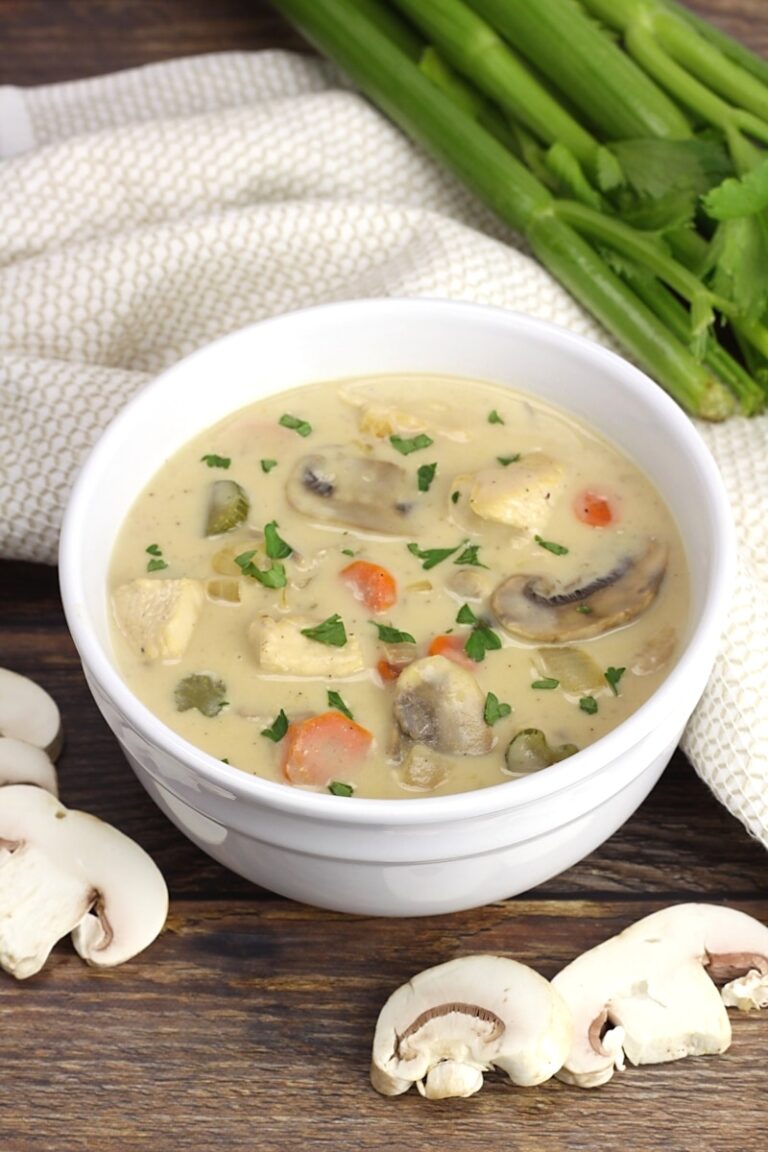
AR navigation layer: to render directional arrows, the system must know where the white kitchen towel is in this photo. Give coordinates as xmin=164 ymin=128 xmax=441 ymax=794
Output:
xmin=0 ymin=51 xmax=765 ymax=846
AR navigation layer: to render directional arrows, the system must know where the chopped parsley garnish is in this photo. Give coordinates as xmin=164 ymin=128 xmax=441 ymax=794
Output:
xmin=579 ymin=695 xmax=599 ymax=715
xmin=456 ymin=603 xmax=477 ymax=625
xmin=328 ymin=781 xmax=354 ymax=797
xmin=279 ymin=413 xmax=312 ymax=437
xmin=341 ymin=548 xmax=356 ymax=557
xmin=451 ymin=491 xmax=460 ymax=504
xmin=145 ymin=543 xmax=168 ymax=572
xmin=575 ymin=604 xmax=594 ymax=615
xmin=454 ymin=544 xmax=487 ymax=568
xmin=497 ymin=453 xmax=521 ymax=466
xmin=484 ymin=692 xmax=511 ymax=725
xmin=389 ymin=433 xmax=434 ymax=455
xmin=465 ymin=623 xmax=502 ymax=663
xmin=535 ymin=534 xmax=569 ymax=556
xmin=407 ymin=541 xmax=462 ymax=570
xmin=370 ymin=621 xmax=416 ymax=645
xmin=260 ymin=458 xmax=278 ymax=473
xmin=235 ymin=549 xmax=287 ymax=589
xmin=261 ymin=709 xmax=289 ymax=742
xmin=604 ymin=666 xmax=626 ymax=696
xmin=200 ymin=453 xmax=231 ymax=469
xmin=174 ymin=674 xmax=227 ymax=718
xmin=531 ymin=677 xmax=560 ymax=691
xmin=264 ymin=520 xmax=293 ymax=560
xmin=417 ymin=462 xmax=437 ymax=492
xmin=327 ymin=690 xmax=353 ymax=720
xmin=300 ymin=614 xmax=348 ymax=647
xmin=488 ymin=409 xmax=505 ymax=425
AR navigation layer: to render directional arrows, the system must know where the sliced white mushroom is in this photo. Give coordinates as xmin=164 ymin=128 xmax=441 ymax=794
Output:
xmin=251 ymin=613 xmax=364 ymax=677
xmin=0 ymin=784 xmax=168 ymax=979
xmin=0 ymin=668 xmax=63 ymax=760
xmin=111 ymin=577 xmax=205 ymax=661
xmin=492 ymin=539 xmax=668 ymax=643
xmin=371 ymin=955 xmax=573 ymax=1098
xmin=286 ymin=448 xmax=418 ymax=535
xmin=552 ymin=903 xmax=768 ymax=1088
xmin=393 ymin=656 xmax=492 ymax=756
xmin=0 ymin=737 xmax=58 ymax=795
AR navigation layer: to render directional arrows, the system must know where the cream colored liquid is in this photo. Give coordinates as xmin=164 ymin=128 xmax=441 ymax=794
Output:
xmin=109 ymin=374 xmax=688 ymax=799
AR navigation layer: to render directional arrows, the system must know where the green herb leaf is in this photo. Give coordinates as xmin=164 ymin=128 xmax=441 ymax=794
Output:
xmin=454 ymin=544 xmax=487 ymax=568
xmin=146 ymin=557 xmax=169 ymax=573
xmin=145 ymin=544 xmax=162 ymax=556
xmin=531 ymin=677 xmax=560 ymax=690
xmin=488 ymin=409 xmax=504 ymax=425
xmin=300 ymin=614 xmax=347 ymax=647
xmin=417 ymin=462 xmax=437 ymax=492
xmin=261 ymin=708 xmax=289 ymax=742
xmin=575 ymin=604 xmax=594 ymax=615
xmin=535 ymin=534 xmax=569 ymax=556
xmin=604 ymin=666 xmax=626 ymax=696
xmin=390 ymin=433 xmax=434 ymax=455
xmin=451 ymin=491 xmax=460 ymax=504
xmin=497 ymin=454 xmax=521 ymax=466
xmin=579 ymin=695 xmax=599 ymax=715
xmin=465 ymin=624 xmax=502 ymax=663
xmin=484 ymin=691 xmax=511 ymax=725
xmin=260 ymin=458 xmax=278 ymax=473
xmin=704 ymin=156 xmax=768 ymax=221
xmin=235 ymin=550 xmax=287 ymax=589
xmin=175 ymin=674 xmax=228 ymax=718
xmin=455 ymin=603 xmax=477 ymax=625
xmin=370 ymin=621 xmax=416 ymax=645
xmin=264 ymin=520 xmax=293 ymax=560
xmin=327 ymin=689 xmax=354 ymax=720
xmin=200 ymin=453 xmax=231 ymax=469
xmin=279 ymin=413 xmax=312 ymax=437
xmin=407 ymin=541 xmax=461 ymax=570
xmin=328 ymin=780 xmax=354 ymax=797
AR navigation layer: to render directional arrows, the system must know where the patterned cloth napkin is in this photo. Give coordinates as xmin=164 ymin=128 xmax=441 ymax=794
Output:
xmin=1 ymin=52 xmax=765 ymax=847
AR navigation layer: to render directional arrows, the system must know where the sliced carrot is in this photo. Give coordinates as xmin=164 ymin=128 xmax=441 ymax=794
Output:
xmin=574 ymin=490 xmax=615 ymax=527
xmin=428 ymin=633 xmax=475 ymax=669
xmin=377 ymin=657 xmax=407 ymax=683
xmin=282 ymin=710 xmax=373 ymax=787
xmin=340 ymin=560 xmax=397 ymax=612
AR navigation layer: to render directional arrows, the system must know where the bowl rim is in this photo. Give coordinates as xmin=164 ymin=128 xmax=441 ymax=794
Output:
xmin=59 ymin=297 xmax=736 ymax=826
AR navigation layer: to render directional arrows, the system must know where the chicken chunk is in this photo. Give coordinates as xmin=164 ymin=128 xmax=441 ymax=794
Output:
xmin=252 ymin=614 xmax=365 ymax=677
xmin=112 ymin=578 xmax=205 ymax=661
xmin=459 ymin=453 xmax=563 ymax=533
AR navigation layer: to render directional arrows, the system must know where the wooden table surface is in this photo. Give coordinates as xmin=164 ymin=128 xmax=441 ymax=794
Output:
xmin=1 ymin=3 xmax=766 ymax=1150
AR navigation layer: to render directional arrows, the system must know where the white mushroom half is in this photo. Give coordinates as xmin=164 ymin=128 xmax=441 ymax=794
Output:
xmin=371 ymin=955 xmax=573 ymax=1099
xmin=0 ymin=737 xmax=58 ymax=795
xmin=0 ymin=668 xmax=63 ymax=760
xmin=552 ymin=903 xmax=768 ymax=1088
xmin=0 ymin=784 xmax=169 ymax=979
xmin=393 ymin=656 xmax=492 ymax=756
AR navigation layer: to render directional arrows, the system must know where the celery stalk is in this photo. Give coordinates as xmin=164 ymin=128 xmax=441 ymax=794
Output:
xmin=657 ymin=0 xmax=768 ymax=89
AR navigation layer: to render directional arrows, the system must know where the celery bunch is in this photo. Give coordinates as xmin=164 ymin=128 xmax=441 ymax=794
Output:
xmin=272 ymin=0 xmax=768 ymax=419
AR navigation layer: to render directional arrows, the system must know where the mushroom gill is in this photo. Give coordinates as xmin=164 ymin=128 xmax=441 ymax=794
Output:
xmin=286 ymin=448 xmax=416 ymax=534
xmin=491 ymin=539 xmax=668 ymax=643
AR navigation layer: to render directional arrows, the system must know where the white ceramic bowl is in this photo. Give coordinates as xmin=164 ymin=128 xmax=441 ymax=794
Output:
xmin=59 ymin=299 xmax=734 ymax=916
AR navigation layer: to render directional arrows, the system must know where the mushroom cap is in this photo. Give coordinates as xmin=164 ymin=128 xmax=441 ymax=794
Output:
xmin=0 ymin=668 xmax=62 ymax=760
xmin=0 ymin=736 xmax=58 ymax=795
xmin=0 ymin=785 xmax=168 ymax=978
xmin=491 ymin=539 xmax=668 ymax=643
xmin=393 ymin=656 xmax=492 ymax=756
xmin=552 ymin=904 xmax=768 ymax=1088
xmin=286 ymin=448 xmax=418 ymax=535
xmin=371 ymin=954 xmax=572 ymax=1098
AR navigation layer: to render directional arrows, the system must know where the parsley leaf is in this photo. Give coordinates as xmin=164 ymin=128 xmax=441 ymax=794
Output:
xmin=604 ymin=666 xmax=626 ymax=696
xmin=465 ymin=623 xmax=502 ymax=663
xmin=575 ymin=604 xmax=594 ymax=615
xmin=175 ymin=674 xmax=228 ymax=718
xmin=497 ymin=453 xmax=521 ymax=466
xmin=261 ymin=709 xmax=289 ymax=742
xmin=535 ymin=534 xmax=569 ymax=556
xmin=579 ymin=695 xmax=599 ymax=715
xmin=260 ymin=458 xmax=278 ymax=473
xmin=279 ymin=413 xmax=312 ymax=437
xmin=484 ymin=692 xmax=511 ymax=725
xmin=146 ymin=557 xmax=168 ymax=573
xmin=264 ymin=520 xmax=293 ymax=560
xmin=200 ymin=453 xmax=231 ymax=469
xmin=145 ymin=543 xmax=162 ymax=556
xmin=455 ymin=603 xmax=477 ymax=625
xmin=488 ymin=409 xmax=504 ymax=425
xmin=451 ymin=491 xmax=460 ymax=504
xmin=300 ymin=614 xmax=347 ymax=647
xmin=454 ymin=544 xmax=487 ymax=568
xmin=327 ymin=690 xmax=353 ymax=720
xmin=328 ymin=781 xmax=354 ymax=797
xmin=531 ymin=677 xmax=560 ymax=690
xmin=407 ymin=541 xmax=462 ymax=570
xmin=389 ymin=433 xmax=434 ymax=455
xmin=417 ymin=462 xmax=437 ymax=492
xmin=235 ymin=549 xmax=287 ymax=589
xmin=341 ymin=548 xmax=356 ymax=557
xmin=370 ymin=621 xmax=416 ymax=645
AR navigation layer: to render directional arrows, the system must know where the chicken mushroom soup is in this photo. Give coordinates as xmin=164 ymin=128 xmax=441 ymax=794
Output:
xmin=108 ymin=374 xmax=688 ymax=799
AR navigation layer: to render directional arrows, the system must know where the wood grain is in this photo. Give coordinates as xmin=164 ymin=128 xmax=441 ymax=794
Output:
xmin=1 ymin=4 xmax=767 ymax=1149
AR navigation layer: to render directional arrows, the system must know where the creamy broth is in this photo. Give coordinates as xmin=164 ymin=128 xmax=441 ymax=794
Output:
xmin=108 ymin=374 xmax=688 ymax=799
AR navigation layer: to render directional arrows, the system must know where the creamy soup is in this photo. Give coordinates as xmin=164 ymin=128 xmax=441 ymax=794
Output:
xmin=108 ymin=374 xmax=688 ymax=799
